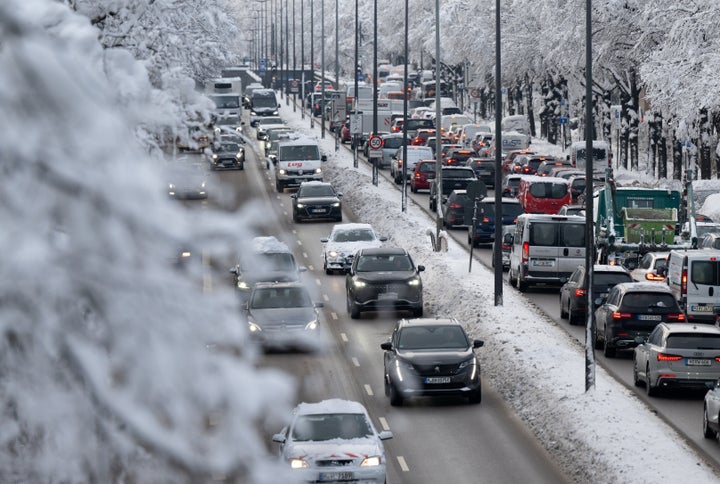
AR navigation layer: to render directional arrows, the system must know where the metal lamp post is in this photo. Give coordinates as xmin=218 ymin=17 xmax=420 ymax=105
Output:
xmin=321 ymin=0 xmax=326 ymax=138
xmin=584 ymin=0 xmax=596 ymax=392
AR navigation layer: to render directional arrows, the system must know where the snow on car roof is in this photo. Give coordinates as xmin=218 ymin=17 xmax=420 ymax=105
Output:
xmin=331 ymin=223 xmax=374 ymax=233
xmin=294 ymin=399 xmax=368 ymax=416
xmin=251 ymin=236 xmax=290 ymax=253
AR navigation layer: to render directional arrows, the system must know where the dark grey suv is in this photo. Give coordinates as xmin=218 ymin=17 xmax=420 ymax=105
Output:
xmin=345 ymin=248 xmax=424 ymax=319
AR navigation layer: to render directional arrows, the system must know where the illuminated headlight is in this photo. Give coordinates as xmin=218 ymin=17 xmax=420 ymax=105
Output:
xmin=180 ymin=251 xmax=192 ymax=258
xmin=408 ymin=277 xmax=421 ymax=286
xmin=248 ymin=322 xmax=262 ymax=333
xmin=305 ymin=320 xmax=318 ymax=330
xmin=279 ymin=169 xmax=287 ymax=175
xmin=296 ymin=203 xmax=304 ymax=208
xmin=458 ymin=357 xmax=476 ymax=369
xmin=250 ymin=110 xmax=257 ymax=115
xmin=289 ymin=458 xmax=308 ymax=469
xmin=237 ymin=280 xmax=250 ymax=290
xmin=353 ymin=279 xmax=367 ymax=288
xmin=272 ymin=110 xmax=279 ymax=115
xmin=236 ymin=153 xmax=243 ymax=159
xmin=314 ymin=168 xmax=322 ymax=174
xmin=328 ymin=251 xmax=339 ymax=258
xmin=332 ymin=202 xmax=340 ymax=207
xmin=212 ymin=154 xmax=218 ymax=160
xmin=168 ymin=183 xmax=175 ymax=189
xmin=200 ymin=181 xmax=206 ymax=188
xmin=361 ymin=456 xmax=381 ymax=467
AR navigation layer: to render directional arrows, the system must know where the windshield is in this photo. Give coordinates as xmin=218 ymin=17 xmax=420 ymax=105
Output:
xmin=397 ymin=325 xmax=469 ymax=350
xmin=211 ymin=96 xmax=240 ymax=108
xmin=333 ymin=229 xmax=376 ymax=243
xmin=298 ymin=185 xmax=335 ymax=198
xmin=291 ymin=414 xmax=372 ymax=441
xmin=279 ymin=145 xmax=320 ymax=161
xmin=356 ymin=254 xmax=413 ymax=272
xmin=250 ymin=286 xmax=312 ymax=309
xmin=245 ymin=252 xmax=296 ymax=272
xmin=252 ymin=96 xmax=277 ymax=108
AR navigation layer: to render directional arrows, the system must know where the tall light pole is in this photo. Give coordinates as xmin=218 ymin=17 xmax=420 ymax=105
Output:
xmin=334 ymin=0 xmax=339 ymax=151
xmin=433 ymin=0 xmax=441 ymax=236
xmin=372 ymin=0 xmax=378 ymax=186
xmin=285 ymin=0 xmax=290 ymax=104
xmin=292 ymin=0 xmax=297 ymax=112
xmin=321 ymin=0 xmax=326 ymax=138
xmin=584 ymin=0 xmax=596 ymax=392
xmin=493 ymin=0 xmax=503 ymax=303
xmin=310 ymin=0 xmax=314 ymax=128
xmin=353 ymin=0 xmax=358 ymax=168
xmin=401 ymin=0 xmax=409 ymax=212
xmin=301 ymin=0 xmax=305 ymax=119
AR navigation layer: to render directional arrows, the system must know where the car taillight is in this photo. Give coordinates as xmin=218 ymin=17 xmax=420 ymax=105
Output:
xmin=501 ymin=243 xmax=511 ymax=250
xmin=681 ymin=269 xmax=687 ymax=295
xmin=482 ymin=217 xmax=490 ymax=223
xmin=667 ymin=313 xmax=685 ymax=322
xmin=574 ymin=289 xmax=586 ymax=297
xmin=657 ymin=353 xmax=682 ymax=361
xmin=646 ymin=272 xmax=665 ymax=281
xmin=414 ymin=173 xmax=421 ymax=178
xmin=612 ymin=312 xmax=632 ymax=319
xmin=522 ymin=241 xmax=529 ymax=263
xmin=449 ymin=203 xmax=462 ymax=209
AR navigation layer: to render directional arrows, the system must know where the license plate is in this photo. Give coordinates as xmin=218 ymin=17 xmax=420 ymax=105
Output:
xmin=378 ymin=292 xmax=398 ymax=300
xmin=690 ymin=305 xmax=712 ymax=312
xmin=311 ymin=209 xmax=327 ymax=213
xmin=532 ymin=260 xmax=554 ymax=267
xmin=425 ymin=377 xmax=451 ymax=384
xmin=319 ymin=472 xmax=354 ymax=481
xmin=637 ymin=314 xmax=662 ymax=321
xmin=478 ymin=170 xmax=490 ymax=175
xmin=686 ymin=358 xmax=712 ymax=366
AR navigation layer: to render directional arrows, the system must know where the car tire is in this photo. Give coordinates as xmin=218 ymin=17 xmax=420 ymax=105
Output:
xmin=384 ymin=376 xmax=391 ymax=397
xmin=468 ymin=387 xmax=482 ymax=405
xmin=389 ymin=384 xmax=403 ymax=407
xmin=411 ymin=184 xmax=417 ymax=193
xmin=517 ymin=275 xmax=527 ymax=292
xmin=324 ymin=260 xmax=333 ymax=275
xmin=348 ymin=296 xmax=361 ymax=319
xmin=509 ymin=267 xmax=517 ymax=286
xmin=336 ymin=215 xmax=343 ymax=222
xmin=293 ymin=213 xmax=300 ymax=223
xmin=276 ymin=182 xmax=284 ymax=193
xmin=239 ymin=163 xmax=244 ymax=170
xmin=560 ymin=297 xmax=569 ymax=319
xmin=633 ymin=360 xmax=643 ymax=387
xmin=603 ymin=328 xmax=616 ymax=357
xmin=412 ymin=305 xmax=423 ymax=317
xmin=645 ymin=366 xmax=658 ymax=397
xmin=703 ymin=406 xmax=718 ymax=439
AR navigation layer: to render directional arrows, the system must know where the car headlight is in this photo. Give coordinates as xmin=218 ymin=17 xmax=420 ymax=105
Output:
xmin=272 ymin=110 xmax=279 ymax=115
xmin=200 ymin=181 xmax=206 ymax=188
xmin=408 ymin=277 xmax=421 ymax=286
xmin=458 ymin=357 xmax=476 ymax=369
xmin=296 ymin=203 xmax=304 ymax=208
xmin=236 ymin=153 xmax=242 ymax=159
xmin=248 ymin=322 xmax=262 ymax=333
xmin=361 ymin=456 xmax=382 ymax=467
xmin=332 ymin=202 xmax=340 ymax=207
xmin=305 ymin=320 xmax=318 ymax=330
xmin=168 ymin=183 xmax=175 ymax=189
xmin=290 ymin=458 xmax=308 ymax=469
xmin=315 ymin=168 xmax=322 ymax=174
xmin=212 ymin=154 xmax=218 ymax=160
xmin=279 ymin=169 xmax=287 ymax=175
xmin=328 ymin=251 xmax=339 ymax=258
xmin=237 ymin=280 xmax=250 ymax=290
xmin=353 ymin=279 xmax=366 ymax=288
xmin=250 ymin=110 xmax=257 ymax=115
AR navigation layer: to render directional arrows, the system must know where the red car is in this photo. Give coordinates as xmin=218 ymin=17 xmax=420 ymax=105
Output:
xmin=340 ymin=118 xmax=352 ymax=143
xmin=410 ymin=161 xmax=437 ymax=193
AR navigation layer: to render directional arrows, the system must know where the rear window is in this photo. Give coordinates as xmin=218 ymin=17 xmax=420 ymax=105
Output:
xmin=406 ymin=119 xmax=435 ymax=130
xmin=665 ymin=334 xmax=720 ymax=350
xmin=560 ymin=223 xmax=585 ymax=247
xmin=530 ymin=223 xmax=585 ymax=246
xmin=528 ymin=182 xmax=568 ymax=199
xmin=691 ymin=260 xmax=720 ymax=285
xmin=384 ymin=138 xmax=404 ymax=149
xmin=593 ymin=272 xmax=633 ymax=288
xmin=481 ymin=202 xmax=524 ymax=218
xmin=619 ymin=292 xmax=677 ymax=311
xmin=418 ymin=163 xmax=436 ymax=173
xmin=443 ymin=169 xmax=475 ymax=179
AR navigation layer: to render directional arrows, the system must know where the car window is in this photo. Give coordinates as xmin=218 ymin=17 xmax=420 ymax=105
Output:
xmin=251 ymin=286 xmax=311 ymax=309
xmin=639 ymin=254 xmax=653 ymax=270
xmin=334 ymin=229 xmax=375 ymax=243
xmin=594 ymin=272 xmax=633 ymax=287
xmin=570 ymin=267 xmax=583 ymax=283
xmin=384 ymin=137 xmax=404 ymax=149
xmin=560 ymin=223 xmax=585 ymax=247
xmin=529 ymin=223 xmax=557 ymax=246
xmin=653 ymin=258 xmax=668 ymax=270
xmin=299 ymin=185 xmax=335 ymax=197
xmin=648 ymin=326 xmax=663 ymax=345
xmin=665 ymin=334 xmax=720 ymax=350
xmin=619 ymin=292 xmax=677 ymax=311
xmin=291 ymin=413 xmax=372 ymax=441
xmin=606 ymin=287 xmax=621 ymax=306
xmin=356 ymin=254 xmax=413 ymax=272
xmin=691 ymin=260 xmax=720 ymax=285
xmin=529 ymin=182 xmax=568 ymax=199
xmin=397 ymin=325 xmax=469 ymax=350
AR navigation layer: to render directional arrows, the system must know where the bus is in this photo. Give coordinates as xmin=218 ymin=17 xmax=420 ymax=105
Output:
xmin=418 ymin=80 xmax=451 ymax=102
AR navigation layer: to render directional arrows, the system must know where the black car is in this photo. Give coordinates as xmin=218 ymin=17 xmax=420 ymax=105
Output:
xmin=429 ymin=166 xmax=477 ymax=211
xmin=468 ymin=198 xmax=524 ymax=246
xmin=380 ymin=318 xmax=483 ymax=406
xmin=207 ymin=140 xmax=245 ymax=170
xmin=244 ymin=282 xmax=323 ymax=351
xmin=441 ymin=190 xmax=471 ymax=228
xmin=291 ymin=181 xmax=343 ymax=222
xmin=345 ymin=248 xmax=424 ymax=319
xmin=594 ymin=282 xmax=685 ymax=357
xmin=535 ymin=159 xmax=573 ymax=177
xmin=466 ymin=158 xmax=496 ymax=188
xmin=559 ymin=264 xmax=633 ymax=325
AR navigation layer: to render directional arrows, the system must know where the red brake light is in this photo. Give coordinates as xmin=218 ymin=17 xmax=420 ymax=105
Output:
xmin=612 ymin=312 xmax=632 ymax=319
xmin=522 ymin=241 xmax=529 ymax=263
xmin=657 ymin=353 xmax=682 ymax=362
xmin=681 ymin=269 xmax=687 ymax=294
xmin=482 ymin=217 xmax=490 ymax=223
xmin=449 ymin=203 xmax=462 ymax=209
xmin=645 ymin=273 xmax=665 ymax=281
xmin=667 ymin=313 xmax=685 ymax=322
xmin=574 ymin=289 xmax=586 ymax=297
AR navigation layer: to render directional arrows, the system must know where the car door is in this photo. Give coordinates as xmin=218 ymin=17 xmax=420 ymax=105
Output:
xmin=595 ymin=286 xmax=620 ymax=336
xmin=526 ymin=221 xmax=562 ymax=280
xmin=557 ymin=221 xmax=586 ymax=281
xmin=561 ymin=266 xmax=583 ymax=313
xmin=687 ymin=259 xmax=720 ymax=320
xmin=635 ymin=326 xmax=661 ymax=379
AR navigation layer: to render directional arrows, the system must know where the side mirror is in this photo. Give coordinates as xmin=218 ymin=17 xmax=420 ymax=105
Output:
xmin=298 ymin=266 xmax=307 ymax=273
xmin=634 ymin=336 xmax=647 ymax=345
xmin=417 ymin=265 xmax=425 ymax=272
xmin=594 ymin=297 xmax=605 ymax=306
xmin=321 ymin=238 xmax=329 ymax=243
xmin=277 ymin=103 xmax=281 ymax=108
xmin=229 ymin=266 xmax=239 ymax=275
xmin=337 ymin=193 xmax=343 ymax=198
xmin=321 ymin=155 xmax=328 ymax=162
xmin=272 ymin=433 xmax=286 ymax=444
xmin=657 ymin=267 xmax=668 ymax=277
xmin=242 ymin=302 xmax=249 ymax=310
xmin=380 ymin=342 xmax=393 ymax=351
xmin=473 ymin=339 xmax=484 ymax=349
xmin=378 ymin=430 xmax=394 ymax=441
xmin=379 ymin=236 xmax=388 ymax=242
xmin=314 ymin=302 xmax=324 ymax=308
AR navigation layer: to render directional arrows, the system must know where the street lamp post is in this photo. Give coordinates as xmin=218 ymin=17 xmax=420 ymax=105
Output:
xmin=310 ymin=0 xmax=314 ymax=128
xmin=493 ymin=0 xmax=503 ymax=303
xmin=285 ymin=0 xmax=290 ymax=104
xmin=353 ymin=0 xmax=358 ymax=168
xmin=292 ymin=0 xmax=297 ymax=112
xmin=301 ymin=0 xmax=305 ymax=119
xmin=372 ymin=0 xmax=378 ymax=186
xmin=433 ymin=0 xmax=441 ymax=236
xmin=401 ymin=0 xmax=409 ymax=212
xmin=321 ymin=0 xmax=326 ymax=139
xmin=334 ymin=0 xmax=339 ymax=151
xmin=584 ymin=0 xmax=596 ymax=392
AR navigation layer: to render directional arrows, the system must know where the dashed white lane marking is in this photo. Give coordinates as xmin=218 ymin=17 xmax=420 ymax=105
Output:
xmin=378 ymin=417 xmax=390 ymax=431
xmin=308 ymin=265 xmax=315 ymax=271
xmin=340 ymin=332 xmax=348 ymax=342
xmin=397 ymin=456 xmax=409 ymax=472
xmin=283 ymin=211 xmax=288 ymax=216
xmin=331 ymin=312 xmax=338 ymax=320
xmin=315 ymin=278 xmax=322 ymax=286
xmin=291 ymin=229 xmax=297 ymax=234
xmin=302 ymin=252 xmax=308 ymax=258
xmin=364 ymin=384 xmax=374 ymax=396
xmin=323 ymin=294 xmax=330 ymax=302
xmin=296 ymin=240 xmax=303 ymax=246
xmin=351 ymin=357 xmax=360 ymax=367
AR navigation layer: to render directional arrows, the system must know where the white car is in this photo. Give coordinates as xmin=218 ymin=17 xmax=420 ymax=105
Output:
xmin=703 ymin=378 xmax=720 ymax=441
xmin=629 ymin=251 xmax=668 ymax=282
xmin=321 ymin=223 xmax=387 ymax=274
xmin=272 ymin=399 xmax=393 ymax=484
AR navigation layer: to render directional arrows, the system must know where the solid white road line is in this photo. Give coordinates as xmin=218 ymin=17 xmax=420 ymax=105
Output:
xmin=302 ymin=252 xmax=308 ymax=258
xmin=315 ymin=278 xmax=322 ymax=286
xmin=364 ymin=384 xmax=374 ymax=396
xmin=378 ymin=417 xmax=390 ymax=431
xmin=396 ymin=456 xmax=410 ymax=472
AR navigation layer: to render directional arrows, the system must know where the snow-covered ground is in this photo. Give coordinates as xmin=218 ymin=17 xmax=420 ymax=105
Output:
xmin=270 ymin=98 xmax=720 ymax=483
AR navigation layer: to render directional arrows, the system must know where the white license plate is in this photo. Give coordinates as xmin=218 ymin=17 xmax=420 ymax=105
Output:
xmin=319 ymin=472 xmax=354 ymax=481
xmin=690 ymin=305 xmax=712 ymax=312
xmin=637 ymin=314 xmax=662 ymax=321
xmin=311 ymin=209 xmax=327 ymax=213
xmin=686 ymin=358 xmax=712 ymax=366
xmin=478 ymin=170 xmax=490 ymax=175
xmin=532 ymin=260 xmax=554 ymax=267
xmin=378 ymin=292 xmax=398 ymax=300
xmin=425 ymin=377 xmax=451 ymax=384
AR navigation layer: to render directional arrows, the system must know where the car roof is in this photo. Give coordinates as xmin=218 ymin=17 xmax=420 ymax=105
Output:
xmin=357 ymin=247 xmax=407 ymax=256
xmin=659 ymin=323 xmax=720 ymax=336
xmin=251 ymin=236 xmax=291 ymax=253
xmin=614 ymin=281 xmax=673 ymax=293
xmin=294 ymin=399 xmax=369 ymax=416
xmin=398 ymin=317 xmax=462 ymax=327
xmin=480 ymin=197 xmax=520 ymax=204
xmin=332 ymin=223 xmax=374 ymax=233
xmin=253 ymin=281 xmax=305 ymax=290
xmin=592 ymin=264 xmax=631 ymax=273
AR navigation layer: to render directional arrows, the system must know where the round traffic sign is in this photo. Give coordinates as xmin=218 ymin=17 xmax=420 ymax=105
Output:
xmin=470 ymin=88 xmax=481 ymax=99
xmin=368 ymin=135 xmax=384 ymax=150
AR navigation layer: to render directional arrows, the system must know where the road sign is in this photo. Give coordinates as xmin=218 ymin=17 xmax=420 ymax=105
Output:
xmin=350 ymin=113 xmax=363 ymax=135
xmin=466 ymin=180 xmax=487 ymax=201
xmin=289 ymin=79 xmax=299 ymax=94
xmin=559 ymin=116 xmax=568 ymax=125
xmin=368 ymin=135 xmax=384 ymax=150
xmin=470 ymin=88 xmax=481 ymax=99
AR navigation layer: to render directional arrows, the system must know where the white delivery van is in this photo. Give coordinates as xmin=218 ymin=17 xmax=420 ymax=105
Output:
xmin=666 ymin=249 xmax=720 ymax=323
xmin=501 ymin=115 xmax=531 ymax=136
xmin=508 ymin=214 xmax=586 ymax=292
xmin=274 ymin=137 xmax=326 ymax=193
xmin=569 ymin=140 xmax=611 ymax=177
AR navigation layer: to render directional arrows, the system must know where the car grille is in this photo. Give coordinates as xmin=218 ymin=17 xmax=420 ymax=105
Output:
xmin=300 ymin=203 xmax=335 ymax=215
xmin=315 ymin=458 xmax=355 ymax=467
xmin=413 ymin=363 xmax=461 ymax=376
xmin=368 ymin=283 xmax=409 ymax=293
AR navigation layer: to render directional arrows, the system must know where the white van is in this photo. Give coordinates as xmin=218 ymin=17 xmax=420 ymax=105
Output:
xmin=508 ymin=214 xmax=586 ymax=292
xmin=501 ymin=115 xmax=531 ymax=136
xmin=666 ymin=249 xmax=720 ymax=323
xmin=274 ymin=137 xmax=326 ymax=192
xmin=569 ymin=141 xmax=611 ymax=176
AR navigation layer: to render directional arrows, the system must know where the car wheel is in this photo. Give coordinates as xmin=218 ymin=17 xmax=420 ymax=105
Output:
xmin=276 ymin=182 xmax=284 ymax=193
xmin=633 ymin=359 xmax=643 ymax=387
xmin=293 ymin=213 xmax=300 ymax=223
xmin=560 ymin=296 xmax=568 ymax=319
xmin=703 ymin=406 xmax=718 ymax=439
xmin=645 ymin=365 xmax=658 ymax=397
xmin=593 ymin=326 xmax=603 ymax=350
xmin=336 ymin=215 xmax=343 ymax=222
xmin=412 ymin=305 xmax=423 ymax=317
xmin=468 ymin=386 xmax=482 ymax=404
xmin=384 ymin=376 xmax=391 ymax=397
xmin=517 ymin=275 xmax=527 ymax=292
xmin=239 ymin=163 xmax=245 ymax=170
xmin=389 ymin=383 xmax=403 ymax=407
xmin=348 ymin=295 xmax=361 ymax=319
xmin=509 ymin=267 xmax=517 ymax=286
xmin=411 ymin=184 xmax=417 ymax=193
xmin=324 ymin=260 xmax=333 ymax=275
xmin=603 ymin=327 xmax=616 ymax=358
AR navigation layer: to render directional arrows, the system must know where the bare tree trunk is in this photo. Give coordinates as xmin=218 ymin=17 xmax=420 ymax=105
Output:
xmin=658 ymin=112 xmax=668 ymax=179
xmin=526 ymin=77 xmax=536 ymax=137
xmin=629 ymin=70 xmax=640 ymax=171
xmin=672 ymin=129 xmax=682 ymax=181
xmin=699 ymin=108 xmax=712 ymax=179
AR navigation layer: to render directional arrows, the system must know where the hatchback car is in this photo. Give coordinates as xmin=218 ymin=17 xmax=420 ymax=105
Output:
xmin=390 ymin=145 xmax=434 ymax=183
xmin=441 ymin=190 xmax=471 ymax=228
xmin=321 ymin=223 xmax=387 ymax=274
xmin=501 ymin=174 xmax=523 ymax=198
xmin=443 ymin=148 xmax=476 ymax=166
xmin=410 ymin=128 xmax=436 ymax=146
xmin=515 ymin=155 xmax=556 ymax=175
xmin=166 ymin=160 xmax=208 ymax=200
xmin=594 ymin=282 xmax=685 ymax=357
xmin=634 ymin=323 xmax=720 ymax=396
xmin=381 ymin=318 xmax=484 ymax=406
xmin=379 ymin=133 xmax=410 ymax=169
xmin=272 ymin=399 xmax=392 ymax=483
xmin=468 ymin=198 xmax=524 ymax=246
xmin=291 ymin=181 xmax=342 ymax=223
xmin=559 ymin=264 xmax=633 ymax=325
xmin=629 ymin=252 xmax=669 ymax=282
xmin=345 ymin=248 xmax=424 ymax=319
xmin=535 ymin=159 xmax=573 ymax=177
xmin=244 ymin=282 xmax=323 ymax=351
xmin=207 ymin=140 xmax=244 ymax=170
xmin=466 ymin=158 xmax=496 ymax=188
xmin=429 ymin=166 xmax=477 ymax=211
xmin=410 ymin=160 xmax=437 ymax=193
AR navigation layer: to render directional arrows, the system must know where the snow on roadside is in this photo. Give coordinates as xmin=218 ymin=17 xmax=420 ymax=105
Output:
xmin=276 ymin=102 xmax=720 ymax=483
